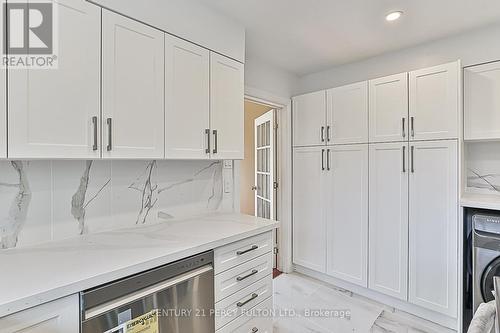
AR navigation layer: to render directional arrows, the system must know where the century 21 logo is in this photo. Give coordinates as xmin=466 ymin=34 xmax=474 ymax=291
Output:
xmin=4 ymin=2 xmax=53 ymax=55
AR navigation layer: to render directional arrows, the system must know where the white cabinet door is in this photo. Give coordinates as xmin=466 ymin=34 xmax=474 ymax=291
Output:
xmin=210 ymin=53 xmax=244 ymax=160
xmin=464 ymin=61 xmax=500 ymax=140
xmin=292 ymin=91 xmax=327 ymax=147
xmin=369 ymin=73 xmax=408 ymax=143
xmin=293 ymin=147 xmax=326 ymax=273
xmin=327 ymin=82 xmax=368 ymax=144
xmin=165 ymin=34 xmax=210 ymax=159
xmin=0 ymin=294 xmax=79 ymax=333
xmin=8 ymin=0 xmax=100 ymax=159
xmin=0 ymin=54 xmax=5 ymax=158
xmin=409 ymin=62 xmax=459 ymax=141
xmin=326 ymin=144 xmax=368 ymax=287
xmin=408 ymin=140 xmax=458 ymax=317
xmin=368 ymin=142 xmax=408 ymax=300
xmin=102 ymin=11 xmax=165 ymax=159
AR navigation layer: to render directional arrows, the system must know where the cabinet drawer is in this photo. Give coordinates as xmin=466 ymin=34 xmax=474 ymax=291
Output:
xmin=215 ymin=252 xmax=273 ymax=302
xmin=217 ymin=297 xmax=273 ymax=333
xmin=215 ymin=276 xmax=273 ymax=329
xmin=215 ymin=232 xmax=273 ymax=273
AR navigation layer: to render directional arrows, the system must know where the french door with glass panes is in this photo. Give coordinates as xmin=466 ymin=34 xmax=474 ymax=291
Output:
xmin=254 ymin=110 xmax=275 ymax=219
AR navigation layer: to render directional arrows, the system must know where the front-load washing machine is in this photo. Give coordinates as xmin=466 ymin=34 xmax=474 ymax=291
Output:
xmin=473 ymin=210 xmax=500 ymax=313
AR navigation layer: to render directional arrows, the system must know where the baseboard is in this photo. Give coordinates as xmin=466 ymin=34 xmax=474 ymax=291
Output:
xmin=294 ymin=265 xmax=459 ymax=331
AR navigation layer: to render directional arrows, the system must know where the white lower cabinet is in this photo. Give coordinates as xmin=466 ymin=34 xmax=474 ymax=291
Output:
xmin=214 ymin=232 xmax=274 ymax=331
xmin=292 ymin=147 xmax=327 ymax=272
xmin=368 ymin=142 xmax=408 ymax=300
xmin=0 ymin=295 xmax=79 ymax=333
xmin=217 ymin=297 xmax=273 ymax=333
xmin=408 ymin=140 xmax=458 ymax=317
xmin=326 ymin=144 xmax=368 ymax=287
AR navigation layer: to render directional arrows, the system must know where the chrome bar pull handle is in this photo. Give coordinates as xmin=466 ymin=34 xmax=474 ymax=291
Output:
xmin=212 ymin=130 xmax=218 ymax=154
xmin=321 ymin=126 xmax=325 ymax=142
xmin=402 ymin=118 xmax=406 ymax=138
xmin=236 ymin=269 xmax=258 ymax=282
xmin=321 ymin=149 xmax=325 ymax=171
xmin=92 ymin=116 xmax=98 ymax=151
xmin=326 ymin=125 xmax=331 ymax=142
xmin=236 ymin=293 xmax=258 ymax=307
xmin=205 ymin=129 xmax=210 ymax=154
xmin=402 ymin=146 xmax=406 ymax=173
xmin=411 ymin=146 xmax=415 ymax=173
xmin=237 ymin=245 xmax=258 ymax=255
xmin=326 ymin=149 xmax=330 ymax=171
xmin=106 ymin=118 xmax=112 ymax=151
xmin=410 ymin=116 xmax=415 ymax=138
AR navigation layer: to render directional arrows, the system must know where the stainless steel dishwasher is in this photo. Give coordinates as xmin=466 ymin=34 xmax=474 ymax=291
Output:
xmin=81 ymin=251 xmax=214 ymax=333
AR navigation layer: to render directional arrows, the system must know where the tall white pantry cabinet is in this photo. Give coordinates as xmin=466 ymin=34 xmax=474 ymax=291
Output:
xmin=292 ymin=61 xmax=460 ymax=323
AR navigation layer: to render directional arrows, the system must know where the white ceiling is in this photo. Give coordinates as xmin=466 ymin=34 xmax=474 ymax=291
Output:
xmin=195 ymin=0 xmax=500 ymax=75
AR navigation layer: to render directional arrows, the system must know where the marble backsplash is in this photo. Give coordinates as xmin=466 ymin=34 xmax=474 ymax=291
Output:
xmin=466 ymin=141 xmax=500 ymax=194
xmin=0 ymin=160 xmax=232 ymax=249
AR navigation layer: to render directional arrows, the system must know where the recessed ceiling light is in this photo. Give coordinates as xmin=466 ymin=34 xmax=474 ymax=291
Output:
xmin=386 ymin=11 xmax=403 ymax=22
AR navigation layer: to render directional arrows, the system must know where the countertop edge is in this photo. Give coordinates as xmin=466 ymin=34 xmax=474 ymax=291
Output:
xmin=0 ymin=221 xmax=278 ymax=318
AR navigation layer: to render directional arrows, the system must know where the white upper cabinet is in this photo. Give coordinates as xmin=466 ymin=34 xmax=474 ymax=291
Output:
xmin=369 ymin=142 xmax=408 ymax=300
xmin=369 ymin=73 xmax=408 ymax=143
xmin=327 ymin=81 xmax=368 ymax=144
xmin=464 ymin=61 xmax=500 ymax=141
xmin=165 ymin=35 xmax=210 ymax=159
xmin=326 ymin=144 xmax=368 ymax=287
xmin=102 ymin=11 xmax=165 ymax=159
xmin=8 ymin=0 xmax=101 ymax=159
xmin=409 ymin=61 xmax=459 ymax=141
xmin=293 ymin=147 xmax=327 ymax=273
xmin=408 ymin=140 xmax=458 ymax=317
xmin=293 ymin=91 xmax=327 ymax=147
xmin=210 ymin=52 xmax=244 ymax=160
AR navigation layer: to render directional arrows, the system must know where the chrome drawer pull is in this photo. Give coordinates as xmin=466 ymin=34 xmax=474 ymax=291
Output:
xmin=237 ymin=293 xmax=258 ymax=307
xmin=205 ymin=129 xmax=210 ymax=154
xmin=92 ymin=116 xmax=98 ymax=151
xmin=251 ymin=328 xmax=259 ymax=333
xmin=237 ymin=269 xmax=258 ymax=281
xmin=106 ymin=118 xmax=112 ymax=151
xmin=237 ymin=245 xmax=258 ymax=255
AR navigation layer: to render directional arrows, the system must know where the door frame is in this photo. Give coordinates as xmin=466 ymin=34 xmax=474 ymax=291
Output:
xmin=236 ymin=86 xmax=293 ymax=273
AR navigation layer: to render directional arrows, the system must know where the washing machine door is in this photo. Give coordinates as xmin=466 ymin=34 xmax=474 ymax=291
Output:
xmin=482 ymin=256 xmax=500 ymax=303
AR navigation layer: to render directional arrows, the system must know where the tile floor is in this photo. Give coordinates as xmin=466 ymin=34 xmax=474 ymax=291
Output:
xmin=272 ymin=273 xmax=457 ymax=333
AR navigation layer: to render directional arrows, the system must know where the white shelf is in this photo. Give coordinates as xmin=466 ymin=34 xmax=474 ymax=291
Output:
xmin=461 ymin=192 xmax=500 ymax=211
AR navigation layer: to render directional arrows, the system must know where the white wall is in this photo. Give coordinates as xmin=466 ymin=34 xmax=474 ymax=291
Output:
xmin=296 ymin=21 xmax=500 ymax=94
xmin=90 ymin=0 xmax=245 ymax=62
xmin=245 ymin=55 xmax=299 ymax=100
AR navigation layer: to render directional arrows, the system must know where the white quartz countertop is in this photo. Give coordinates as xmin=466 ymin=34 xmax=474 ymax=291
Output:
xmin=0 ymin=213 xmax=278 ymax=318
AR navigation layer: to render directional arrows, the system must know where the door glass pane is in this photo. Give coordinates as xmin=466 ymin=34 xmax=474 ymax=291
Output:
xmin=265 ymin=148 xmax=270 ymax=172
xmin=265 ymin=121 xmax=270 ymax=146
